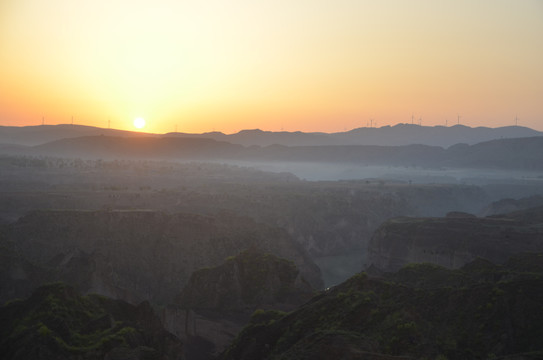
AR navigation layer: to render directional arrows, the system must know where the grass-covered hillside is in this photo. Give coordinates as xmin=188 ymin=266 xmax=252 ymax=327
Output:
xmin=0 ymin=283 xmax=183 ymax=360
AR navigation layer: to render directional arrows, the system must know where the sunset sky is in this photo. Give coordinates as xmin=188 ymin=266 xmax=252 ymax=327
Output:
xmin=1 ymin=0 xmax=542 ymax=134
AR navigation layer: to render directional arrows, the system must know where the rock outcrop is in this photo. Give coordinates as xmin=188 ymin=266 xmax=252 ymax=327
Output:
xmin=480 ymin=195 xmax=543 ymax=217
xmin=163 ymin=249 xmax=316 ymax=358
xmin=367 ymin=206 xmax=543 ymax=272
xmin=177 ymin=248 xmax=315 ymax=313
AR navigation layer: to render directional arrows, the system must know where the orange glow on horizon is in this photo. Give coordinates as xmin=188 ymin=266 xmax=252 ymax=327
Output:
xmin=1 ymin=1 xmax=542 ymax=134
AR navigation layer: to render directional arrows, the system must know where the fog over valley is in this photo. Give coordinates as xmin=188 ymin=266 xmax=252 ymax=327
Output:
xmin=1 ymin=124 xmax=543 ymax=359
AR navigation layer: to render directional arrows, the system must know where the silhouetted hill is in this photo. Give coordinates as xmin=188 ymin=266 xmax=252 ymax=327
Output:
xmin=335 ymin=124 xmax=542 ymax=147
xmin=133 ymin=124 xmax=543 ymax=147
xmin=221 ymin=254 xmax=543 ymax=360
xmin=2 ymin=123 xmax=541 ymax=147
xmin=186 ymin=129 xmax=336 ymax=147
xmin=0 ymin=283 xmax=183 ymax=360
xmin=31 ymin=135 xmax=245 ymax=160
xmin=442 ymin=136 xmax=543 ymax=169
xmin=10 ymin=134 xmax=543 ymax=170
xmin=0 ymin=124 xmax=154 ymax=146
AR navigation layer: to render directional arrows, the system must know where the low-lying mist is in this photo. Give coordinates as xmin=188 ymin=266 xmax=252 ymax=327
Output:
xmin=225 ymin=159 xmax=543 ymax=184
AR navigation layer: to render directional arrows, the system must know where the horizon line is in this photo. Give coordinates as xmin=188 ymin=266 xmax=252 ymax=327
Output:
xmin=0 ymin=122 xmax=538 ymax=137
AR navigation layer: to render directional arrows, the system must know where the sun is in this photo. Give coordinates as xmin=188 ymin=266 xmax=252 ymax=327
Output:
xmin=133 ymin=117 xmax=146 ymax=129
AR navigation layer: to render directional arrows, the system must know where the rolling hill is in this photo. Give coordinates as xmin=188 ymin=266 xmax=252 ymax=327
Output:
xmin=1 ymin=123 xmax=541 ymax=147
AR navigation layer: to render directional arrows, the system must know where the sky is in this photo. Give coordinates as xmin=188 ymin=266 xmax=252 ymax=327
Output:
xmin=1 ymin=0 xmax=542 ymax=134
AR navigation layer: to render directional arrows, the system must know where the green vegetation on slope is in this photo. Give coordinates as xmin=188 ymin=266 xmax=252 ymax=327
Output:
xmin=178 ymin=248 xmax=315 ymax=313
xmin=222 ymin=254 xmax=543 ymax=360
xmin=0 ymin=282 xmax=182 ymax=360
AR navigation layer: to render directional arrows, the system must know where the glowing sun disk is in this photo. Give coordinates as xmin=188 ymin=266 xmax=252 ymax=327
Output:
xmin=133 ymin=117 xmax=146 ymax=129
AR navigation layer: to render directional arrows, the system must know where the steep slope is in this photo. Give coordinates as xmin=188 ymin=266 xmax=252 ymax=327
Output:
xmin=163 ymin=249 xmax=316 ymax=358
xmin=221 ymin=254 xmax=543 ymax=360
xmin=0 ymin=242 xmax=53 ymax=305
xmin=367 ymin=207 xmax=543 ymax=272
xmin=0 ymin=283 xmax=183 ymax=360
xmin=3 ymin=210 xmax=322 ymax=304
xmin=177 ymin=248 xmax=315 ymax=313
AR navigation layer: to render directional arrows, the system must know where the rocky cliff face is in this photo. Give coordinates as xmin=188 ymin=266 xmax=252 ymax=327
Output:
xmin=0 ymin=243 xmax=53 ymax=305
xmin=230 ymin=183 xmax=489 ymax=259
xmin=163 ymin=249 xmax=316 ymax=358
xmin=0 ymin=154 xmax=493 ymax=288
xmin=367 ymin=207 xmax=543 ymax=272
xmin=4 ymin=210 xmax=322 ymax=304
xmin=178 ymin=248 xmax=315 ymax=312
xmin=479 ymin=195 xmax=543 ymax=217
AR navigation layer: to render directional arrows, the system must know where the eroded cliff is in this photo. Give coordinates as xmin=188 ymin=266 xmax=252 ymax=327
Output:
xmin=367 ymin=206 xmax=543 ymax=272
xmin=3 ymin=210 xmax=322 ymax=304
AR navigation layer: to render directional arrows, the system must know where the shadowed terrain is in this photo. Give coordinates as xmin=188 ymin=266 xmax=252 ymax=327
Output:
xmin=1 ymin=124 xmax=543 ymax=359
xmin=0 ymin=283 xmax=183 ymax=360
xmin=221 ymin=254 xmax=543 ymax=360
xmin=367 ymin=206 xmax=543 ymax=272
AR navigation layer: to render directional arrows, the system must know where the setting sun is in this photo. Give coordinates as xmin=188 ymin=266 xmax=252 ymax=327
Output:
xmin=133 ymin=117 xmax=146 ymax=129
xmin=0 ymin=1 xmax=542 ymax=133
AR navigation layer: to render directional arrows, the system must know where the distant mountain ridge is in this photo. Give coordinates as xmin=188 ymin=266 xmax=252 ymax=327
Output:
xmin=1 ymin=123 xmax=541 ymax=147
xmin=6 ymin=134 xmax=543 ymax=171
xmin=0 ymin=124 xmax=154 ymax=146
